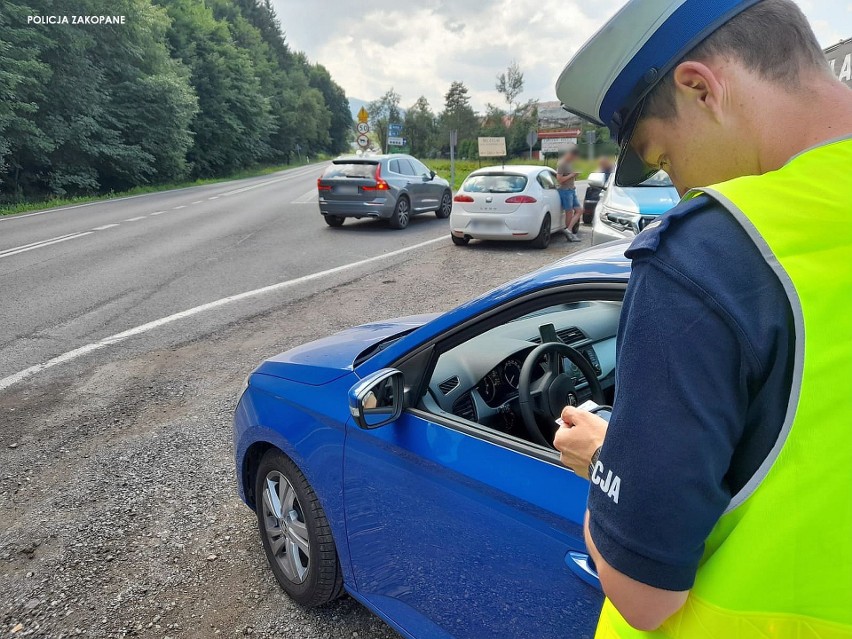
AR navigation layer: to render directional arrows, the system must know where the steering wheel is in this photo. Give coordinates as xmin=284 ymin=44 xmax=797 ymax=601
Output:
xmin=518 ymin=342 xmax=606 ymax=448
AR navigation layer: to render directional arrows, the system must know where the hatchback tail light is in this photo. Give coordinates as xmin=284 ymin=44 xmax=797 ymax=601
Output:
xmin=361 ymin=164 xmax=390 ymax=191
xmin=317 ymin=178 xmax=331 ymax=191
xmin=505 ymin=195 xmax=537 ymax=204
xmin=453 ymin=194 xmax=474 ymax=202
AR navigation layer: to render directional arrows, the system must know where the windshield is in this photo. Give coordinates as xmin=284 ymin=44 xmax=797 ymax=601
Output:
xmin=463 ymin=173 xmax=528 ymax=194
xmin=323 ymin=162 xmax=377 ymax=179
xmin=637 ymin=170 xmax=673 ymax=187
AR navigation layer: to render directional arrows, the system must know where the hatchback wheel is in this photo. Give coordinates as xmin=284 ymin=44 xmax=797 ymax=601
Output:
xmin=532 ymin=213 xmax=551 ymax=249
xmin=255 ymin=449 xmax=343 ymax=607
xmin=451 ymin=234 xmax=470 ymax=246
xmin=435 ymin=190 xmax=452 ymax=218
xmin=389 ymin=196 xmax=410 ymax=229
xmin=324 ymin=215 xmax=344 ymax=227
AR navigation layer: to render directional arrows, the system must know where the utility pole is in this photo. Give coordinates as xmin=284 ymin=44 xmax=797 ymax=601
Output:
xmin=585 ymin=129 xmax=596 ymax=162
xmin=449 ymin=129 xmax=458 ymax=190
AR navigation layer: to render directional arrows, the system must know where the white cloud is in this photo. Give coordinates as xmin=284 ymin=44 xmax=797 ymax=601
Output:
xmin=272 ymin=0 xmax=852 ymax=111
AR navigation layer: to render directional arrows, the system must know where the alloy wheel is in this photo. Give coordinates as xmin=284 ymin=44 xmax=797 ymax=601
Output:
xmin=261 ymin=471 xmax=310 ymax=584
xmin=397 ymin=198 xmax=410 ymax=226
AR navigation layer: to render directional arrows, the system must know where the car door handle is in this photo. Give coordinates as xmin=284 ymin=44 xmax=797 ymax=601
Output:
xmin=566 ymin=551 xmax=601 ymax=590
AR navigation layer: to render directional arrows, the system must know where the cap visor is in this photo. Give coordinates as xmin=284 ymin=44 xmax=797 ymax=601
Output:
xmin=615 ymin=145 xmax=658 ymax=187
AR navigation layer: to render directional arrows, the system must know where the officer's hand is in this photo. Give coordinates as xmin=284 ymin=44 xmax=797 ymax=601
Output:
xmin=553 ymin=406 xmax=608 ymax=479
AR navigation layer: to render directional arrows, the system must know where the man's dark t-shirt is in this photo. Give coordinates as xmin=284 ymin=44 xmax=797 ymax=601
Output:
xmin=587 ymin=194 xmax=794 ymax=591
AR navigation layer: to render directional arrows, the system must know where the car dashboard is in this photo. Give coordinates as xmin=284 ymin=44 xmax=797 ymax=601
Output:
xmin=425 ymin=302 xmax=620 ymax=440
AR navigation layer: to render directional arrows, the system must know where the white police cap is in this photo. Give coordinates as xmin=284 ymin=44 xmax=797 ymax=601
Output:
xmin=555 ymin=0 xmax=761 ymax=186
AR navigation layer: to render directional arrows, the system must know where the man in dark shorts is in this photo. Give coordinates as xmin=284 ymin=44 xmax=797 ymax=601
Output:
xmin=556 ymin=144 xmax=582 ymax=242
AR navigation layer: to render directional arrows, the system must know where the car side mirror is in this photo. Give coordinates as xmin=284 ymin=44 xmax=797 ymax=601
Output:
xmin=429 ymin=170 xmax=436 ymax=180
xmin=349 ymin=368 xmax=404 ymax=429
xmin=588 ymin=172 xmax=606 ymax=189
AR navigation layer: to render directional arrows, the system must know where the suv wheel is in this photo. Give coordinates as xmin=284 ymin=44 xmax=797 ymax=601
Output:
xmin=532 ymin=214 xmax=551 ymax=249
xmin=389 ymin=196 xmax=410 ymax=229
xmin=324 ymin=215 xmax=344 ymax=227
xmin=255 ymin=449 xmax=344 ymax=607
xmin=435 ymin=190 xmax=452 ymax=218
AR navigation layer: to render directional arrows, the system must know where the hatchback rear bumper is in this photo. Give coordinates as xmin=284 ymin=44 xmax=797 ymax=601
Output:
xmin=450 ymin=207 xmax=552 ymax=241
xmin=319 ymin=196 xmax=394 ymax=219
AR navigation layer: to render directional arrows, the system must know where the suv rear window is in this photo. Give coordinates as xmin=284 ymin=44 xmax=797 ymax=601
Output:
xmin=323 ymin=162 xmax=377 ymax=179
xmin=462 ymin=173 xmax=527 ymax=193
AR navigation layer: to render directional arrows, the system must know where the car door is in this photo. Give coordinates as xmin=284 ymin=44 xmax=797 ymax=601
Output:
xmin=343 ymin=299 xmax=604 ymax=639
xmin=410 ymin=157 xmax=442 ymax=211
xmin=538 ymin=170 xmax=564 ymax=230
xmin=396 ymin=158 xmax=424 ymax=210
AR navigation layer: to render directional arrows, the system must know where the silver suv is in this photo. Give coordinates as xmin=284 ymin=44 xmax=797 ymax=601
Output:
xmin=317 ymin=154 xmax=452 ymax=229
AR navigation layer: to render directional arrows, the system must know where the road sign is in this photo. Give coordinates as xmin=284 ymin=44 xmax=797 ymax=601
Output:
xmin=356 ymin=134 xmax=370 ymax=148
xmin=526 ymin=130 xmax=538 ymax=147
xmin=478 ymin=136 xmax=507 ymax=157
xmin=357 ymin=106 xmax=369 ymax=123
xmin=387 ymin=137 xmax=405 ymax=147
xmin=388 ymin=123 xmax=403 ymax=137
xmin=540 ymin=137 xmax=578 ymax=153
xmin=356 ymin=122 xmax=370 ymax=134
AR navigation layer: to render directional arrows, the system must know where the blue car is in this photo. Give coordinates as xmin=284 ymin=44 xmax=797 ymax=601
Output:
xmin=590 ymin=170 xmax=680 ymax=245
xmin=233 ymin=241 xmax=634 ymax=639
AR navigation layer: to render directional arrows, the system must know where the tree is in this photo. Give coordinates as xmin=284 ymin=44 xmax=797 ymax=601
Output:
xmin=309 ymin=64 xmax=354 ymax=154
xmin=496 ymin=60 xmax=524 ymax=115
xmin=403 ymin=96 xmax=437 ymax=158
xmin=439 ymin=81 xmax=479 ymax=154
xmin=367 ymin=88 xmax=401 ymax=153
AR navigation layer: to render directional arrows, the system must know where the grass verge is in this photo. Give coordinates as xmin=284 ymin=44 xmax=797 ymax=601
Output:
xmin=0 ymin=158 xmax=326 ymax=217
xmin=428 ymin=158 xmax=597 ymax=191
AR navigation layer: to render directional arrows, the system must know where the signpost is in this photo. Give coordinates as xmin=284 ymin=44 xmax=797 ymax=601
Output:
xmin=585 ymin=129 xmax=597 ymax=161
xmin=540 ymin=138 xmax=578 ymax=153
xmin=356 ymin=107 xmax=370 ymax=151
xmin=387 ymin=137 xmax=405 ymax=147
xmin=526 ymin=130 xmax=538 ymax=160
xmin=449 ymin=129 xmax=458 ymax=191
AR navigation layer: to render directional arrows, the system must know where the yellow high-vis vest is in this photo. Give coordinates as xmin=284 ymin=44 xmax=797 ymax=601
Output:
xmin=596 ymin=137 xmax=852 ymax=639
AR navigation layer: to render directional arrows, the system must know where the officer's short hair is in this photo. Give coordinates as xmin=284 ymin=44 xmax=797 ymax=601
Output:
xmin=644 ymin=0 xmax=830 ymax=120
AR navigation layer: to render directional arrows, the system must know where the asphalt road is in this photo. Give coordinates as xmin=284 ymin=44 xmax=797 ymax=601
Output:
xmin=0 ymin=163 xmax=458 ymax=381
xmin=0 ymin=166 xmax=591 ymax=638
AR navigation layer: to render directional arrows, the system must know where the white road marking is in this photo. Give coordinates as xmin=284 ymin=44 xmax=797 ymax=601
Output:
xmin=291 ymin=188 xmax=318 ymax=204
xmin=172 ymin=205 xmax=185 ymax=210
xmin=149 ymin=211 xmax=166 ymax=216
xmin=0 ymin=232 xmax=80 ymax=255
xmin=124 ymin=216 xmax=147 ymax=222
xmin=208 ymin=196 xmax=219 ymax=200
xmin=0 ymin=232 xmax=93 ymax=259
xmin=0 ymin=235 xmax=446 ymax=392
xmin=192 ymin=200 xmax=203 ymax=205
xmin=92 ymin=224 xmax=119 ymax=231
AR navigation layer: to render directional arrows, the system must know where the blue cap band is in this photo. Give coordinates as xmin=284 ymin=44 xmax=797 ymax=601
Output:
xmin=600 ymin=0 xmax=762 ymax=139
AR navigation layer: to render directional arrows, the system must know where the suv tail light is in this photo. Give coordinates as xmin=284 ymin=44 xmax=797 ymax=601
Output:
xmin=453 ymin=194 xmax=474 ymax=202
xmin=505 ymin=195 xmax=537 ymax=204
xmin=361 ymin=164 xmax=390 ymax=191
xmin=317 ymin=177 xmax=331 ymax=191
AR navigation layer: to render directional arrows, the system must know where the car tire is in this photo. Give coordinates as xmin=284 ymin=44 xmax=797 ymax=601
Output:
xmin=389 ymin=196 xmax=410 ymax=229
xmin=254 ymin=449 xmax=344 ymax=608
xmin=572 ymin=218 xmax=581 ymax=234
xmin=451 ymin=234 xmax=470 ymax=246
xmin=435 ymin=190 xmax=452 ymax=218
xmin=532 ymin=214 xmax=551 ymax=249
xmin=582 ymin=208 xmax=594 ymax=225
xmin=324 ymin=215 xmax=345 ymax=227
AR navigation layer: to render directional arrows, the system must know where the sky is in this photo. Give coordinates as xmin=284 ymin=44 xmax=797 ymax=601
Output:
xmin=271 ymin=1 xmax=852 ymax=113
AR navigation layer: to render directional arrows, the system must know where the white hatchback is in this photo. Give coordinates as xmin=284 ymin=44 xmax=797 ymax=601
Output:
xmin=450 ymin=165 xmax=565 ymax=249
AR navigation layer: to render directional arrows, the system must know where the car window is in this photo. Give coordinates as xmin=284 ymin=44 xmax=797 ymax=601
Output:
xmin=537 ymin=171 xmax=557 ymax=189
xmin=421 ymin=300 xmax=621 ymax=447
xmin=397 ymin=159 xmax=417 ymax=176
xmin=389 ymin=159 xmax=401 ymax=174
xmin=463 ymin=173 xmax=527 ymax=193
xmin=410 ymin=158 xmax=431 ymax=177
xmin=323 ymin=162 xmax=378 ymax=178
xmin=638 ymin=170 xmax=673 ymax=187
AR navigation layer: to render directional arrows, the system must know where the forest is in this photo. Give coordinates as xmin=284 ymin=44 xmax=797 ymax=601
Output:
xmin=0 ymin=0 xmax=352 ymax=202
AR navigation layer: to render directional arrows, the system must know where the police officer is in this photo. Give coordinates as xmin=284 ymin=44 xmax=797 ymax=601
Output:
xmin=551 ymin=0 xmax=852 ymax=637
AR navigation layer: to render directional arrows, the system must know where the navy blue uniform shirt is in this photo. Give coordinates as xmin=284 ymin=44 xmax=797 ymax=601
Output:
xmin=588 ymin=195 xmax=794 ymax=591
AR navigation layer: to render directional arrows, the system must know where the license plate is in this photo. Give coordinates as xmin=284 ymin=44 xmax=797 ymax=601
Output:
xmin=335 ymin=185 xmax=358 ymax=195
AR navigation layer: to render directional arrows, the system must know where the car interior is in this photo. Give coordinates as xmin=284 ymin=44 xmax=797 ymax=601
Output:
xmin=420 ymin=300 xmax=621 ymax=451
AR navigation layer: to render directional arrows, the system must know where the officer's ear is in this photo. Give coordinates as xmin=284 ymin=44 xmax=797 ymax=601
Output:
xmin=671 ymin=60 xmax=726 ymax=124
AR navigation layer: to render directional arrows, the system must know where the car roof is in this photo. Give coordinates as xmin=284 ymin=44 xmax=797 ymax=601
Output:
xmin=333 ymin=154 xmax=411 ymax=162
xmin=468 ymin=165 xmax=554 ymax=177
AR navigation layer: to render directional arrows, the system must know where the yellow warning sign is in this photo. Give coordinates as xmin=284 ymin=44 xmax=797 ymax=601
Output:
xmin=357 ymin=106 xmax=369 ymax=123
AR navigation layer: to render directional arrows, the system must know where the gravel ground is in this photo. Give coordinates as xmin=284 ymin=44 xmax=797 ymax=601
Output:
xmin=0 ymin=230 xmax=592 ymax=638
